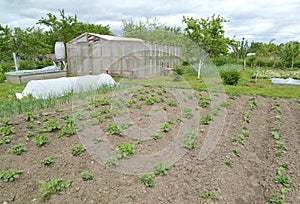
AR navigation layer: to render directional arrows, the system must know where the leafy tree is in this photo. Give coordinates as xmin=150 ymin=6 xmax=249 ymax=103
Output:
xmin=182 ymin=14 xmax=232 ymax=58
xmin=280 ymin=41 xmax=300 ymax=68
xmin=37 ymin=9 xmax=112 ymax=46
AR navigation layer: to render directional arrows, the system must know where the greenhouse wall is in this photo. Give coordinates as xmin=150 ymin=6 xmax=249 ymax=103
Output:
xmin=66 ymin=33 xmax=182 ymax=78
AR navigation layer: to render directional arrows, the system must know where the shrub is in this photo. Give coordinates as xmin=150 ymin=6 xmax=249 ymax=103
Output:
xmin=220 ymin=69 xmax=241 ymax=85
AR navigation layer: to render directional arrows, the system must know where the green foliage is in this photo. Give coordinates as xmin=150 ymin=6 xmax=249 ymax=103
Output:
xmin=267 ymin=195 xmax=285 ymax=203
xmin=154 ymin=162 xmax=170 ymax=176
xmin=139 ymin=174 xmax=155 ymax=187
xmin=145 ymin=98 xmax=155 ymax=105
xmin=39 ymin=178 xmax=72 ymax=201
xmin=182 ymin=107 xmax=193 ymax=119
xmin=200 ymin=190 xmax=219 ymax=201
xmin=275 ymin=175 xmax=291 ymax=187
xmin=120 ymin=122 xmax=133 ymax=129
xmin=80 ymin=171 xmax=94 ymax=181
xmin=243 ymin=112 xmax=250 ymax=123
xmin=117 ymin=142 xmax=136 ymax=158
xmin=271 ymin=131 xmax=282 ymax=140
xmin=200 ymin=114 xmax=212 ymax=125
xmin=161 ymin=121 xmax=172 ymax=132
xmin=198 ymin=97 xmax=211 ymax=107
xmin=41 ymin=156 xmax=54 ymax=166
xmin=0 ymin=118 xmax=14 ymax=136
xmin=182 ymin=131 xmax=197 ymax=150
xmin=43 ymin=119 xmax=61 ymax=132
xmin=220 ymin=69 xmax=241 ymax=85
xmin=9 ymin=143 xmax=27 ymax=155
xmin=57 ymin=116 xmax=76 ymax=137
xmin=0 ymin=169 xmax=23 ymax=182
xmin=0 ymin=135 xmax=12 ymax=144
xmin=152 ymin=132 xmax=162 ymax=140
xmin=233 ymin=149 xmax=241 ymax=157
xmin=71 ymin=144 xmax=85 ymax=156
xmin=225 ymin=158 xmax=233 ymax=167
xmin=182 ymin=14 xmax=231 ymax=58
xmin=33 ymin=134 xmax=49 ymax=147
xmin=168 ymin=100 xmax=178 ymax=107
xmin=106 ymin=124 xmax=122 ymax=136
xmin=105 ymin=156 xmax=118 ymax=167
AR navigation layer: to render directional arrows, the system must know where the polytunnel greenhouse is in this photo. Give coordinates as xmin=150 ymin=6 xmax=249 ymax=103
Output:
xmin=66 ymin=33 xmax=182 ymax=78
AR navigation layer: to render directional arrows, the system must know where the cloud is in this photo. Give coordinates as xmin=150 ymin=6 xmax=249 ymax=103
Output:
xmin=0 ymin=0 xmax=299 ymax=43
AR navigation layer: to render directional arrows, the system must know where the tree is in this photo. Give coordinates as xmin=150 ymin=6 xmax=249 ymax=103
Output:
xmin=280 ymin=41 xmax=300 ymax=69
xmin=182 ymin=14 xmax=231 ymax=58
xmin=37 ymin=9 xmax=112 ymax=46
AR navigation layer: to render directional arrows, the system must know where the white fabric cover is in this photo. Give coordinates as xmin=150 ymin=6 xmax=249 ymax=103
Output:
xmin=19 ymin=74 xmax=115 ymax=99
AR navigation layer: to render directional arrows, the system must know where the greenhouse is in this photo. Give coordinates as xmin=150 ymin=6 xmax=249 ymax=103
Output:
xmin=66 ymin=33 xmax=182 ymax=78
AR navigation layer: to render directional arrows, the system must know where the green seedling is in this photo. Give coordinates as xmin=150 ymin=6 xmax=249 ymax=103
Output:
xmin=117 ymin=142 xmax=136 ymax=158
xmin=80 ymin=171 xmax=94 ymax=181
xmin=281 ymin=187 xmax=290 ymax=195
xmin=43 ymin=119 xmax=61 ymax=132
xmin=106 ymin=124 xmax=122 ymax=136
xmin=145 ymin=98 xmax=155 ymax=105
xmin=0 ymin=124 xmax=14 ymax=137
xmin=93 ymin=137 xmax=103 ymax=144
xmin=0 ymin=135 xmax=12 ymax=144
xmin=267 ymin=195 xmax=284 ymax=203
xmin=0 ymin=169 xmax=23 ymax=182
xmin=120 ymin=122 xmax=133 ymax=129
xmin=168 ymin=101 xmax=177 ymax=107
xmin=271 ymin=131 xmax=282 ymax=140
xmin=9 ymin=143 xmax=27 ymax=155
xmin=225 ymin=158 xmax=233 ymax=167
xmin=182 ymin=131 xmax=197 ymax=150
xmin=275 ymin=175 xmax=291 ymax=187
xmin=198 ymin=97 xmax=211 ymax=108
xmin=39 ymin=178 xmax=72 ymax=201
xmin=200 ymin=190 xmax=219 ymax=201
xmin=233 ymin=149 xmax=241 ymax=157
xmin=200 ymin=114 xmax=212 ymax=125
xmin=182 ymin=107 xmax=193 ymax=119
xmin=105 ymin=156 xmax=118 ymax=167
xmin=24 ymin=112 xmax=37 ymax=122
xmin=58 ymin=116 xmax=76 ymax=137
xmin=26 ymin=124 xmax=34 ymax=129
xmin=276 ymin=151 xmax=284 ymax=157
xmin=154 ymin=161 xmax=170 ymax=176
xmin=155 ymin=97 xmax=165 ymax=103
xmin=71 ymin=144 xmax=85 ymax=156
xmin=243 ymin=112 xmax=250 ymax=123
xmin=139 ymin=174 xmax=155 ymax=187
xmin=152 ymin=132 xmax=162 ymax=140
xmin=33 ymin=134 xmax=49 ymax=147
xmin=276 ymin=141 xmax=288 ymax=151
xmin=41 ymin=156 xmax=54 ymax=166
xmin=161 ymin=121 xmax=172 ymax=132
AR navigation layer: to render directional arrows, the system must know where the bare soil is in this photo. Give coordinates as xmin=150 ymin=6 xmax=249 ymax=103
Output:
xmin=0 ymin=86 xmax=299 ymax=204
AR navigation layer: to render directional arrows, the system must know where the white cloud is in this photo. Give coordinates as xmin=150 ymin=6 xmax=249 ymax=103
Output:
xmin=0 ymin=0 xmax=299 ymax=43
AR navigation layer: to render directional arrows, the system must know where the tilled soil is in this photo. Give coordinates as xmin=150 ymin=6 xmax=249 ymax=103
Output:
xmin=0 ymin=87 xmax=299 ymax=204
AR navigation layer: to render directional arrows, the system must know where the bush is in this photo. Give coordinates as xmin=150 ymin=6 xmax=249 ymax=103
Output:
xmin=220 ymin=69 xmax=241 ymax=85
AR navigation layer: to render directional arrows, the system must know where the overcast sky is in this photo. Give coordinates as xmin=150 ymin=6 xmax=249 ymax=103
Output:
xmin=1 ymin=0 xmax=300 ymax=44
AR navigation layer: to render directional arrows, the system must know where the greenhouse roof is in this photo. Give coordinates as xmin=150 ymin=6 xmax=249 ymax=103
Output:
xmin=67 ymin=33 xmax=144 ymax=44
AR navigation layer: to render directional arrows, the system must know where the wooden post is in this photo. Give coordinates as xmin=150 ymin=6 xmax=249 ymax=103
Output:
xmin=13 ymin=52 xmax=19 ymax=71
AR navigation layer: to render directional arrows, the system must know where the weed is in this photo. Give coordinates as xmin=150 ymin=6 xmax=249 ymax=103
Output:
xmin=41 ymin=156 xmax=54 ymax=166
xmin=39 ymin=178 xmax=72 ymax=201
xmin=233 ymin=149 xmax=241 ymax=157
xmin=152 ymin=132 xmax=162 ymax=140
xmin=182 ymin=107 xmax=193 ymax=119
xmin=200 ymin=190 xmax=219 ymax=201
xmin=0 ymin=169 xmax=23 ymax=182
xmin=43 ymin=119 xmax=61 ymax=132
xmin=80 ymin=171 xmax=94 ymax=181
xmin=24 ymin=112 xmax=37 ymax=122
xmin=198 ymin=97 xmax=211 ymax=108
xmin=71 ymin=144 xmax=85 ymax=156
xmin=33 ymin=134 xmax=49 ymax=147
xmin=161 ymin=121 xmax=171 ymax=132
xmin=105 ymin=156 xmax=118 ymax=167
xmin=182 ymin=131 xmax=197 ymax=150
xmin=9 ymin=143 xmax=27 ymax=155
xmin=117 ymin=142 xmax=136 ymax=158
xmin=106 ymin=124 xmax=122 ymax=136
xmin=200 ymin=114 xmax=212 ymax=125
xmin=139 ymin=174 xmax=155 ymax=187
xmin=154 ymin=162 xmax=170 ymax=176
xmin=120 ymin=122 xmax=133 ymax=129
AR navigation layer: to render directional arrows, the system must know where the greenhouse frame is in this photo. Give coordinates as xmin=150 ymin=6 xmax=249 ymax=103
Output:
xmin=66 ymin=33 xmax=182 ymax=78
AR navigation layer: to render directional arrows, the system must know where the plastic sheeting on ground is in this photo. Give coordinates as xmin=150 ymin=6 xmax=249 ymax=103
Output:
xmin=17 ymin=74 xmax=116 ymax=99
xmin=270 ymin=78 xmax=300 ymax=86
